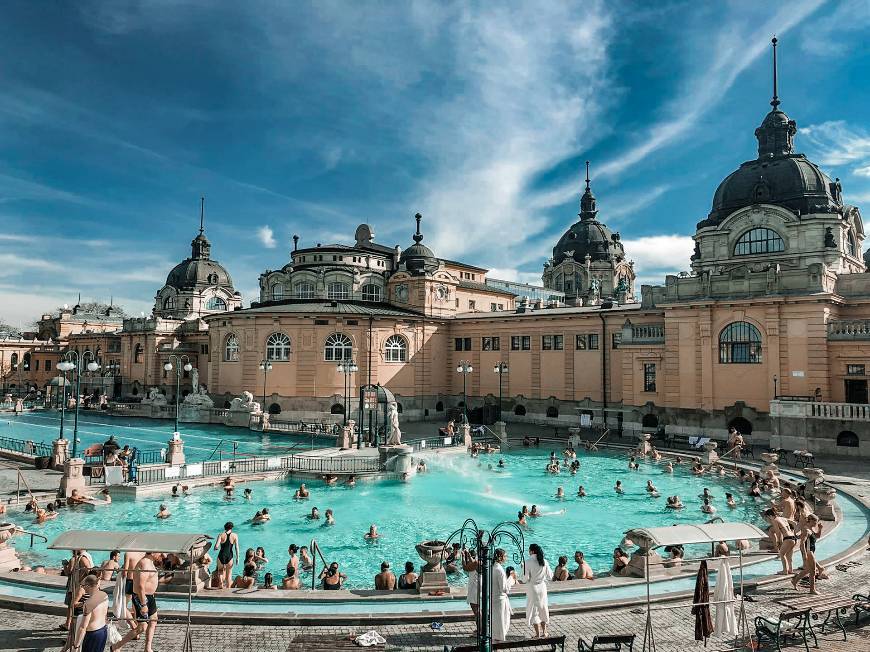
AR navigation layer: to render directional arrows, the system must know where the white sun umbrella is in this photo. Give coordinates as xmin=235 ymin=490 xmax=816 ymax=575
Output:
xmin=713 ymin=557 xmax=738 ymax=636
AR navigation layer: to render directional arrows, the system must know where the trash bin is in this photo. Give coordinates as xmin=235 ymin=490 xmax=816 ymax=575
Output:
xmin=34 ymin=456 xmax=50 ymax=470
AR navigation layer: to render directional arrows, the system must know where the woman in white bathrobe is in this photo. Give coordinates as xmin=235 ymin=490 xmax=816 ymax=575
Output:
xmin=490 ymin=548 xmax=515 ymax=642
xmin=520 ymin=543 xmax=553 ymax=637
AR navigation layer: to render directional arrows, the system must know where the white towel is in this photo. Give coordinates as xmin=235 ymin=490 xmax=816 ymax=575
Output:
xmin=113 ymin=575 xmax=126 ymax=620
xmin=713 ymin=558 xmax=738 ymax=637
xmin=354 ymin=630 xmax=386 ymax=647
xmin=104 ymin=465 xmax=124 ymax=486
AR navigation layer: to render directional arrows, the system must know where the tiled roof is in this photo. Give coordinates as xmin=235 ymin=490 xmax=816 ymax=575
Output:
xmin=212 ymin=300 xmax=424 ymax=319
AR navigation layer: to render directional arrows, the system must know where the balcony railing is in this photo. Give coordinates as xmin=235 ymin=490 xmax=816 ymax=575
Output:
xmin=770 ymin=399 xmax=870 ymax=422
xmin=620 ymin=320 xmax=665 ymax=345
xmin=827 ymin=319 xmax=870 ymax=340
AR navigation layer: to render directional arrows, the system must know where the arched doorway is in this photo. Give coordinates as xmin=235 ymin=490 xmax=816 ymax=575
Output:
xmin=728 ymin=417 xmax=753 ymax=435
xmin=330 ymin=403 xmax=344 ymax=415
xmin=514 ymin=404 xmax=526 ymax=416
xmin=268 ymin=403 xmax=282 ymax=415
xmin=837 ymin=431 xmax=859 ymax=447
xmin=546 ymin=406 xmax=559 ymax=418
xmin=641 ymin=413 xmax=659 ymax=429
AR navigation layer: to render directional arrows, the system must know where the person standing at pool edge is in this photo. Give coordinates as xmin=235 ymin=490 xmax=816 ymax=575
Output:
xmin=520 ymin=543 xmax=553 ymax=638
xmin=111 ymin=551 xmax=159 ymax=652
xmin=214 ymin=522 xmax=239 ymax=589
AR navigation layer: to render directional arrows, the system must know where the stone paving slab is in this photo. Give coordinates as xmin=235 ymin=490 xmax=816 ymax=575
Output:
xmin=0 ymin=549 xmax=867 ymax=651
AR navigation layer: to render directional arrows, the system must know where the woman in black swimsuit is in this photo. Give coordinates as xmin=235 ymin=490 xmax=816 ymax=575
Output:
xmin=792 ymin=514 xmax=823 ymax=594
xmin=214 ymin=522 xmax=238 ymax=589
xmin=397 ymin=561 xmax=417 ymax=589
xmin=319 ymin=562 xmax=347 ymax=590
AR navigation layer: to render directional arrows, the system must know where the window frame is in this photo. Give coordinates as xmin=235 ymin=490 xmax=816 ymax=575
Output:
xmin=324 ymin=332 xmax=353 ymax=361
xmin=294 ymin=282 xmax=315 ymax=299
xmin=482 ymin=336 xmax=500 ymax=351
xmin=361 ymin=284 xmax=382 ymax=302
xmin=719 ymin=321 xmax=763 ymax=364
xmin=643 ymin=362 xmax=657 ymax=392
xmin=575 ymin=334 xmax=587 ymax=350
xmin=327 ymin=282 xmax=349 ymax=300
xmin=270 ymin=285 xmax=284 ymax=301
xmin=733 ymin=227 xmax=785 ymax=256
xmin=206 ymin=296 xmax=227 ymax=311
xmin=265 ymin=332 xmax=291 ymax=362
xmin=224 ymin=333 xmax=240 ymax=362
xmin=384 ymin=334 xmax=407 ymax=363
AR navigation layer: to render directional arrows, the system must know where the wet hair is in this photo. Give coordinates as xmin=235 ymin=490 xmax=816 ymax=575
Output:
xmin=288 ymin=544 xmax=298 ymax=554
xmin=558 ymin=555 xmax=567 ymax=566
xmin=262 ymin=508 xmax=269 ymax=515
xmin=493 ymin=548 xmax=506 ymax=563
xmin=517 ymin=511 xmax=524 ymax=520
xmin=529 ymin=543 xmax=545 ymax=567
xmin=404 ymin=561 xmax=414 ymax=573
xmin=285 ymin=563 xmax=296 ymax=578
xmin=263 ymin=572 xmax=273 ymax=586
xmin=381 ymin=561 xmax=390 ymax=570
xmin=256 ymin=547 xmax=265 ymax=556
xmin=762 ymin=508 xmax=775 ymax=518
xmin=224 ymin=522 xmax=233 ymax=531
xmin=110 ymin=550 xmax=120 ymax=560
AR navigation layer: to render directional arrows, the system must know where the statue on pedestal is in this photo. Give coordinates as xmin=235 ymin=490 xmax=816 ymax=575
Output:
xmin=229 ymin=390 xmax=260 ymax=414
xmin=387 ymin=403 xmax=402 ymax=445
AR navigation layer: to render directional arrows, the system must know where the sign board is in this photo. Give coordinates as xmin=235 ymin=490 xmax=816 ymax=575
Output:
xmin=363 ymin=388 xmax=378 ymax=410
xmin=791 ymin=370 xmax=805 ymax=378
xmin=580 ymin=413 xmax=592 ymax=427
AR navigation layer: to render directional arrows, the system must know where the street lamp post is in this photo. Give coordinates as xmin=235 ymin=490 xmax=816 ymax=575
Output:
xmin=493 ymin=362 xmax=508 ymax=422
xmin=258 ymin=359 xmax=272 ymax=411
xmin=336 ymin=359 xmax=358 ymax=426
xmin=163 ymin=354 xmax=192 ymax=435
xmin=56 ymin=350 xmax=100 ymax=459
xmin=773 ymin=374 xmax=778 ymax=399
xmin=457 ymin=360 xmax=473 ymax=424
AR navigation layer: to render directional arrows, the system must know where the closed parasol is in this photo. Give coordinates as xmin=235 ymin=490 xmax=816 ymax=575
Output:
xmin=692 ymin=560 xmax=713 ymax=643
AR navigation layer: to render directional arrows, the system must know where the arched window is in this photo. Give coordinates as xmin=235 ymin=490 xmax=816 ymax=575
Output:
xmin=271 ymin=285 xmax=284 ymax=301
xmin=22 ymin=353 xmax=31 ymax=371
xmin=324 ymin=333 xmax=352 ymax=361
xmin=847 ymin=232 xmax=857 ymax=257
xmin=205 ymin=296 xmax=227 ymax=311
xmin=837 ymin=431 xmax=859 ymax=447
xmin=719 ymin=322 xmax=762 ymax=364
xmin=134 ymin=344 xmax=143 ymax=363
xmin=266 ymin=332 xmax=291 ymax=361
xmin=163 ymin=296 xmax=175 ymax=310
xmin=384 ymin=335 xmax=407 ymax=362
xmin=224 ymin=334 xmax=240 ymax=362
xmin=10 ymin=353 xmax=17 ymax=367
xmin=514 ymin=404 xmax=527 ymax=416
xmin=268 ymin=402 xmax=282 ymax=415
xmin=327 ymin=282 xmax=349 ymax=300
xmin=330 ymin=403 xmax=345 ymax=415
xmin=361 ymin=284 xmax=381 ymax=301
xmin=294 ymin=282 xmax=315 ymax=299
xmin=546 ymin=406 xmax=559 ymax=418
xmin=435 ymin=401 xmax=444 ymax=412
xmin=208 ymin=273 xmax=219 ymax=284
xmin=733 ymin=228 xmax=784 ymax=256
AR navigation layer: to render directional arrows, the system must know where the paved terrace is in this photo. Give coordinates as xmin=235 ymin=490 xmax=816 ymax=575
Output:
xmin=0 ymin=547 xmax=868 ymax=651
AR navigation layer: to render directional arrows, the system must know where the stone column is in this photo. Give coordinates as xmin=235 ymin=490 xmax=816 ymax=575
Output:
xmin=50 ymin=438 xmax=70 ymax=469
xmin=165 ymin=435 xmax=185 ymax=466
xmin=414 ymin=541 xmax=449 ymax=593
xmin=58 ymin=459 xmax=86 ymax=498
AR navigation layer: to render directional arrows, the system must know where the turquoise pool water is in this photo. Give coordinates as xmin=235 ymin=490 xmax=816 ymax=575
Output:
xmin=1 ymin=410 xmax=329 ymax=460
xmin=14 ymin=448 xmax=788 ymax=589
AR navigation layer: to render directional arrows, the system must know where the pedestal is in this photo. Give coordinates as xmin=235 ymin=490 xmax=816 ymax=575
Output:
xmin=492 ymin=421 xmax=507 ymax=443
xmin=802 ymin=467 xmax=824 ymax=487
xmin=461 ymin=423 xmax=472 ymax=448
xmin=165 ymin=435 xmax=185 ymax=466
xmin=50 ymin=438 xmax=70 ymax=469
xmin=58 ymin=459 xmax=86 ymax=498
xmin=703 ymin=441 xmax=719 ymax=465
xmin=379 ymin=445 xmax=413 ymax=474
xmin=813 ymin=486 xmax=837 ymax=521
xmin=0 ymin=526 xmax=21 ymax=572
xmin=760 ymin=452 xmax=779 ymax=477
xmin=415 ymin=540 xmax=449 ymax=593
xmin=625 ymin=549 xmax=664 ymax=578
xmin=636 ymin=433 xmax=652 ymax=456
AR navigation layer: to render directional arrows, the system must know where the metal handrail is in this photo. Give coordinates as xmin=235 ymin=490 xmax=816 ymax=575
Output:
xmin=309 ymin=538 xmax=332 ymax=590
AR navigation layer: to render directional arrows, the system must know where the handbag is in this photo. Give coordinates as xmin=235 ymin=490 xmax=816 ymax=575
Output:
xmin=107 ymin=622 xmax=123 ymax=645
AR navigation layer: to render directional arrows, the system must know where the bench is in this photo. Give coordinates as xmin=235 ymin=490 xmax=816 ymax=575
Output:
xmin=755 ymin=609 xmax=814 ymax=652
xmin=578 ymin=633 xmax=635 ymax=652
xmin=776 ymin=594 xmax=857 ymax=641
xmin=853 ymin=592 xmax=870 ymax=625
xmin=447 ymin=635 xmax=566 ymax=652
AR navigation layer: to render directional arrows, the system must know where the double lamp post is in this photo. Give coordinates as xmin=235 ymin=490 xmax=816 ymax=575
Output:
xmin=56 ymin=350 xmax=100 ymax=459
xmin=163 ymin=354 xmax=192 ymax=434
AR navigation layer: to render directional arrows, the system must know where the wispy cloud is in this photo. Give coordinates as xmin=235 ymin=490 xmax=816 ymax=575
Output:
xmin=800 ymin=0 xmax=870 ymax=57
xmin=257 ymin=225 xmax=277 ymax=249
xmin=621 ymin=234 xmax=695 ymax=281
xmin=800 ymin=121 xmax=870 ymax=169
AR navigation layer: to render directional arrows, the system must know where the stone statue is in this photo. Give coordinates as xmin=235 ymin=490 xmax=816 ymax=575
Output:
xmin=824 ymin=227 xmax=836 ymax=248
xmin=183 ymin=384 xmax=214 ymax=408
xmin=615 ymin=276 xmax=628 ymax=294
xmin=229 ymin=390 xmax=260 ymax=414
xmin=589 ymin=277 xmax=601 ymax=300
xmin=143 ymin=387 xmax=167 ymax=405
xmin=386 ymin=402 xmax=402 ymax=445
xmin=190 ymin=368 xmax=199 ymax=392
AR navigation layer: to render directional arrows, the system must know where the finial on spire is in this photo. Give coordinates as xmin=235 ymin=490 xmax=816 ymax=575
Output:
xmin=413 ymin=213 xmax=423 ymax=243
xmin=770 ymin=36 xmax=780 ymax=109
xmin=585 ymin=160 xmax=591 ymax=190
xmin=199 ymin=196 xmax=205 ymax=235
xmin=293 ymin=234 xmax=299 ymax=252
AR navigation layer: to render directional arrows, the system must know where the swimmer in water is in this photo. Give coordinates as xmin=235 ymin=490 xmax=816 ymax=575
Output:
xmin=726 ymin=492 xmax=737 ymax=508
xmin=307 ymin=507 xmax=320 ymax=520
xmin=243 ymin=487 xmax=252 ymax=501
xmin=252 ymin=508 xmax=270 ymax=524
xmin=364 ymin=524 xmax=380 ymax=540
xmin=346 ymin=475 xmax=356 ymax=487
xmin=577 ymin=485 xmax=587 ymax=497
xmin=614 ymin=480 xmax=624 ymax=494
xmin=223 ymin=477 xmax=235 ymax=498
xmin=556 ymin=487 xmax=565 ymax=499
xmin=497 ymin=459 xmax=505 ymax=468
xmin=324 ymin=508 xmax=335 ymax=525
xmin=517 ymin=511 xmax=529 ymax=527
xmin=529 ymin=505 xmax=541 ymax=517
xmin=701 ymin=498 xmax=716 ymax=514
xmin=663 ymin=461 xmax=673 ymax=473
xmin=156 ymin=504 xmax=171 ymax=519
xmin=646 ymin=480 xmax=659 ymax=495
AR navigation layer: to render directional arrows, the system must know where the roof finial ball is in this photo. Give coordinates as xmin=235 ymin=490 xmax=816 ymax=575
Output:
xmin=413 ymin=212 xmax=423 ymax=243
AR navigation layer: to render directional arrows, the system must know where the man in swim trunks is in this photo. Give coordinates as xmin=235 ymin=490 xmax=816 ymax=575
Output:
xmin=112 ymin=551 xmax=159 ymax=652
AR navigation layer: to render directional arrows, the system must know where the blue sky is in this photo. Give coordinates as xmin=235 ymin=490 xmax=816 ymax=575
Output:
xmin=2 ymin=0 xmax=870 ymax=327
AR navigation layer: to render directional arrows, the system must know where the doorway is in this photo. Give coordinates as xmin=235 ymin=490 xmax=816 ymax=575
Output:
xmin=845 ymin=379 xmax=868 ymax=404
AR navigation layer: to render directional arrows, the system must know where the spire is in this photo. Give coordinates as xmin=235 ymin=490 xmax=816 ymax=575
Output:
xmin=755 ymin=36 xmax=796 ymax=159
xmin=199 ymin=196 xmax=205 ymax=235
xmin=293 ymin=234 xmax=299 ymax=252
xmin=413 ymin=212 xmax=423 ymax=244
xmin=580 ymin=160 xmax=597 ymax=220
xmin=770 ymin=37 xmax=780 ymax=109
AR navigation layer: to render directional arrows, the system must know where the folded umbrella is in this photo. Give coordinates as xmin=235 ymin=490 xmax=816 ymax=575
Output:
xmin=692 ymin=560 xmax=713 ymax=643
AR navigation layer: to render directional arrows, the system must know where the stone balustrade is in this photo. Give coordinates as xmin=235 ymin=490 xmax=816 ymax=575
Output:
xmin=770 ymin=399 xmax=870 ymax=422
xmin=827 ymin=319 xmax=870 ymax=340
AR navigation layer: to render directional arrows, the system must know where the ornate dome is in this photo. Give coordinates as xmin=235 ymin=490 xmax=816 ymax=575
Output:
xmin=165 ymin=230 xmax=235 ymax=290
xmin=399 ymin=213 xmax=439 ymax=275
xmin=552 ymin=162 xmax=625 ymax=264
xmin=699 ymin=39 xmax=842 ymax=228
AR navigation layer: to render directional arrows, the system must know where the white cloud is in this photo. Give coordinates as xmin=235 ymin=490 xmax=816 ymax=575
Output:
xmin=257 ymin=225 xmax=277 ymax=249
xmin=801 ymin=121 xmax=870 ymax=170
xmin=801 ymin=0 xmax=870 ymax=57
xmin=854 ymin=166 xmax=870 ymax=178
xmin=622 ymin=234 xmax=695 ymax=278
xmin=486 ymin=268 xmax=545 ymax=286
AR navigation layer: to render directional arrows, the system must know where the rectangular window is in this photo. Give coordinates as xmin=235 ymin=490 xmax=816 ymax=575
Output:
xmin=482 ymin=336 xmax=500 ymax=351
xmin=522 ymin=335 xmax=531 ymax=350
xmin=455 ymin=338 xmax=464 ymax=351
xmin=45 ymin=360 xmax=52 ymax=371
xmin=588 ymin=334 xmax=599 ymax=350
xmin=201 ymin=344 xmax=209 ymax=354
xmin=542 ymin=335 xmax=553 ymax=350
xmin=468 ymin=300 xmax=476 ymax=310
xmin=491 ymin=303 xmax=497 ymax=312
xmin=464 ymin=337 xmax=472 ymax=351
xmin=498 ymin=304 xmax=504 ymax=310
xmin=612 ymin=332 xmax=622 ymax=349
xmin=847 ymin=364 xmax=866 ymax=376
xmin=34 ymin=360 xmax=40 ymax=371
xmin=554 ymin=335 xmax=563 ymax=350
xmin=575 ymin=334 xmax=587 ymax=350
xmin=511 ymin=336 xmax=521 ymax=351
xmin=644 ymin=363 xmax=657 ymax=392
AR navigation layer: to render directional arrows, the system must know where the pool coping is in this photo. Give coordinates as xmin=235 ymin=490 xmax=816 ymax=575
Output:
xmin=0 ymin=451 xmax=867 ymax=624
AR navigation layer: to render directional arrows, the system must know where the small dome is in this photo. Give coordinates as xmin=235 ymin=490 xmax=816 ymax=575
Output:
xmin=399 ymin=213 xmax=439 ymax=275
xmin=553 ymin=219 xmax=624 ymax=264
